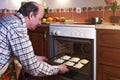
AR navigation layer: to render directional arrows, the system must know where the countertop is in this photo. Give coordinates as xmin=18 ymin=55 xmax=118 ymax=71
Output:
xmin=39 ymin=23 xmax=120 ymax=30
xmin=96 ymin=23 xmax=120 ymax=30
xmin=38 ymin=23 xmax=49 ymax=27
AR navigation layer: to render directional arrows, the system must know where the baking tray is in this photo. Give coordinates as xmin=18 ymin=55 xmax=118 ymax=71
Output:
xmin=48 ymin=53 xmax=91 ymax=76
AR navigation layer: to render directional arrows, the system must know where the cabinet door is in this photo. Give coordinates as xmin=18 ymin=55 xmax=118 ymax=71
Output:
xmin=98 ymin=65 xmax=120 ymax=80
xmin=97 ymin=29 xmax=120 ymax=80
xmin=29 ymin=32 xmax=45 ymax=56
xmin=28 ymin=27 xmax=50 ymax=58
xmin=97 ymin=46 xmax=120 ymax=67
xmin=97 ymin=29 xmax=120 ymax=48
xmin=26 ymin=26 xmax=49 ymax=79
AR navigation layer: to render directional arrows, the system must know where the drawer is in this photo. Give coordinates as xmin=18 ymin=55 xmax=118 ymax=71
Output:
xmin=97 ymin=29 xmax=120 ymax=48
xmin=103 ymin=65 xmax=120 ymax=80
xmin=97 ymin=46 xmax=120 ymax=67
xmin=97 ymin=64 xmax=120 ymax=80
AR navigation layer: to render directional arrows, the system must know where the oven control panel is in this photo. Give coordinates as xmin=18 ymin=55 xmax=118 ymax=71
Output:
xmin=50 ymin=24 xmax=96 ymax=39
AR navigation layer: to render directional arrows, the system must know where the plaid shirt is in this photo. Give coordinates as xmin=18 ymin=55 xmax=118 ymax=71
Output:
xmin=0 ymin=12 xmax=59 ymax=76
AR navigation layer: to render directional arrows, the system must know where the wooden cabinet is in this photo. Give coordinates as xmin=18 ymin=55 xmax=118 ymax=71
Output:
xmin=28 ymin=24 xmax=50 ymax=58
xmin=97 ymin=29 xmax=120 ymax=80
xmin=24 ymin=24 xmax=49 ymax=80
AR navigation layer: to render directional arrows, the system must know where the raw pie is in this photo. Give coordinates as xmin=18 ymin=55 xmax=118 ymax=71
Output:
xmin=60 ymin=55 xmax=71 ymax=60
xmin=64 ymin=61 xmax=75 ymax=66
xmin=69 ymin=57 xmax=80 ymax=62
xmin=73 ymin=62 xmax=84 ymax=69
xmin=79 ymin=59 xmax=89 ymax=64
xmin=54 ymin=59 xmax=64 ymax=63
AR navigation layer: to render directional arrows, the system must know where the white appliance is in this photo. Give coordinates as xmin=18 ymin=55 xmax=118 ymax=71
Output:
xmin=49 ymin=23 xmax=96 ymax=80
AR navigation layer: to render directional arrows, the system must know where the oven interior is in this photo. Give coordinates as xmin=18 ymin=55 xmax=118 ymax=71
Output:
xmin=49 ymin=36 xmax=94 ymax=80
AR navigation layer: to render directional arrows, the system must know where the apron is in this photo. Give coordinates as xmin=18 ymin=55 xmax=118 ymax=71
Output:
xmin=0 ymin=60 xmax=10 ymax=77
xmin=0 ymin=58 xmax=22 ymax=80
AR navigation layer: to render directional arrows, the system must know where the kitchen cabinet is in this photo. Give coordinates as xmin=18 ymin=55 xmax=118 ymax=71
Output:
xmin=48 ymin=76 xmax=67 ymax=80
xmin=24 ymin=24 xmax=50 ymax=80
xmin=97 ymin=29 xmax=120 ymax=80
xmin=28 ymin=24 xmax=50 ymax=58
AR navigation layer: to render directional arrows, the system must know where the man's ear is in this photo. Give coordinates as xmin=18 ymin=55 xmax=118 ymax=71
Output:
xmin=28 ymin=12 xmax=34 ymax=19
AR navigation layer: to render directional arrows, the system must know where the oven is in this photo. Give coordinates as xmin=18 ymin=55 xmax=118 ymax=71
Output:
xmin=49 ymin=23 xmax=96 ymax=80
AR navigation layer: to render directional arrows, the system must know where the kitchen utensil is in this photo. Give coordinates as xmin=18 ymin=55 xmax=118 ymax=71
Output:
xmin=91 ymin=17 xmax=103 ymax=24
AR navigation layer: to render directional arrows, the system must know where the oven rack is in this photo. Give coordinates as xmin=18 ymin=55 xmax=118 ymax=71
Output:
xmin=48 ymin=53 xmax=92 ymax=76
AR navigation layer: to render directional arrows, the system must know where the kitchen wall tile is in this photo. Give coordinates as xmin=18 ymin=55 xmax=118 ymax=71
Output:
xmin=56 ymin=9 xmax=60 ymax=12
xmin=98 ymin=6 xmax=104 ymax=11
xmin=64 ymin=8 xmax=69 ymax=12
xmin=74 ymin=12 xmax=88 ymax=23
xmin=117 ymin=5 xmax=120 ymax=11
xmin=0 ymin=6 xmax=119 ymax=24
xmin=82 ymin=7 xmax=87 ymax=12
xmin=48 ymin=9 xmax=52 ymax=13
xmin=61 ymin=8 xmax=64 ymax=12
xmin=93 ymin=7 xmax=98 ymax=11
xmin=69 ymin=8 xmax=73 ymax=12
xmin=116 ymin=10 xmax=120 ymax=16
xmin=116 ymin=6 xmax=120 ymax=17
xmin=52 ymin=9 xmax=57 ymax=13
xmin=73 ymin=8 xmax=76 ymax=12
xmin=88 ymin=7 xmax=92 ymax=11
xmin=48 ymin=12 xmax=61 ymax=18
xmin=61 ymin=12 xmax=73 ymax=20
xmin=104 ymin=6 xmax=111 ymax=11
xmin=104 ymin=10 xmax=113 ymax=23
xmin=88 ymin=11 xmax=103 ymax=21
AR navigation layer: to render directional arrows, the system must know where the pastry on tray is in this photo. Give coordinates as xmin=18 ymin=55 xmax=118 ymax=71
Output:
xmin=60 ymin=55 xmax=71 ymax=60
xmin=54 ymin=58 xmax=64 ymax=63
xmin=69 ymin=57 xmax=80 ymax=62
xmin=73 ymin=62 xmax=84 ymax=69
xmin=64 ymin=61 xmax=75 ymax=66
xmin=79 ymin=59 xmax=89 ymax=64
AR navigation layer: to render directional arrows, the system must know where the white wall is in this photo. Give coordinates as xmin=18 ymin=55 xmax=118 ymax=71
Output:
xmin=0 ymin=0 xmax=42 ymax=9
xmin=46 ymin=0 xmax=107 ymax=9
xmin=0 ymin=0 xmax=107 ymax=10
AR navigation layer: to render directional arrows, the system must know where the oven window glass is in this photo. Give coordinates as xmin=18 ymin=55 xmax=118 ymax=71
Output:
xmin=51 ymin=36 xmax=93 ymax=56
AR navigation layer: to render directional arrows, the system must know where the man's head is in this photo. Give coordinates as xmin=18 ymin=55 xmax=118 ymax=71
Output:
xmin=18 ymin=2 xmax=44 ymax=30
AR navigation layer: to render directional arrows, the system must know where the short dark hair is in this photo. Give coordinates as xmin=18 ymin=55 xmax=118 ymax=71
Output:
xmin=18 ymin=2 xmax=39 ymax=17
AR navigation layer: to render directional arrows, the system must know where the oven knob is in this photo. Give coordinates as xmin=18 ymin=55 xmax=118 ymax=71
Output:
xmin=55 ymin=31 xmax=60 ymax=35
xmin=51 ymin=31 xmax=56 ymax=35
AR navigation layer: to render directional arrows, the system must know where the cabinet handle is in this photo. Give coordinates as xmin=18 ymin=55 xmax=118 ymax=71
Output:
xmin=44 ymin=31 xmax=47 ymax=40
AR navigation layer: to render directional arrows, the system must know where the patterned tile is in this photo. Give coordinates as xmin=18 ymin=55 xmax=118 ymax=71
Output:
xmin=104 ymin=10 xmax=113 ymax=23
xmin=74 ymin=12 xmax=88 ymax=23
xmin=0 ymin=6 xmax=120 ymax=24
xmin=88 ymin=11 xmax=103 ymax=23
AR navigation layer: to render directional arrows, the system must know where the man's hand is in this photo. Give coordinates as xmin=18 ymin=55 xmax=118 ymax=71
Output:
xmin=58 ymin=64 xmax=69 ymax=74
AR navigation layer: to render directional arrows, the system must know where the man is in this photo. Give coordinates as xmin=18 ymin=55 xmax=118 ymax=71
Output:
xmin=0 ymin=1 xmax=68 ymax=77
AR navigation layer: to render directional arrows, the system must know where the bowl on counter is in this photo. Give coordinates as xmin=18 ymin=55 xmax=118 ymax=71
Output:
xmin=90 ymin=17 xmax=103 ymax=24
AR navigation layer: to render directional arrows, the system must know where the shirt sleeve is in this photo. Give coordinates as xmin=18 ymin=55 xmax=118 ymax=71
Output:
xmin=8 ymin=27 xmax=59 ymax=76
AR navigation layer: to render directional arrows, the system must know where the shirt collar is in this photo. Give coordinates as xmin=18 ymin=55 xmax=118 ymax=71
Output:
xmin=15 ymin=12 xmax=26 ymax=27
